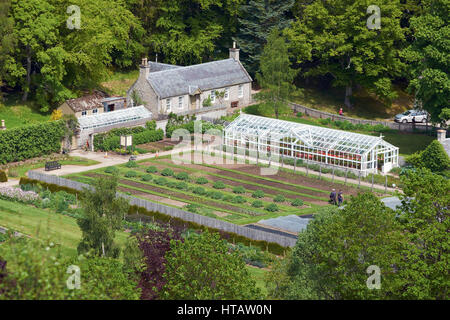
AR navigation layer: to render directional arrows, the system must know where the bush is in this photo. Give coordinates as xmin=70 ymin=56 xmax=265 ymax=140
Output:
xmin=223 ymin=195 xmax=234 ymax=202
xmin=154 ymin=177 xmax=168 ymax=186
xmin=125 ymin=161 xmax=138 ymax=168
xmin=174 ymin=172 xmax=189 ymax=181
xmin=296 ymin=112 xmax=303 ymax=118
xmin=252 ymin=200 xmax=264 ymax=208
xmin=141 ymin=174 xmax=152 ymax=182
xmin=195 ymin=177 xmax=208 ymax=185
xmin=252 ymin=190 xmax=265 ymax=198
xmin=232 ymin=186 xmax=246 ymax=194
xmin=161 ymin=168 xmax=174 ymax=176
xmin=145 ymin=120 xmax=157 ymax=131
xmin=0 ymin=170 xmax=7 ymax=182
xmin=146 ymin=166 xmax=158 ymax=173
xmin=192 ymin=187 xmax=206 ymax=195
xmin=104 ymin=166 xmax=119 ymax=174
xmin=175 ymin=182 xmax=188 ymax=190
xmin=206 ymin=191 xmax=223 ymax=200
xmin=265 ymin=203 xmax=279 ymax=212
xmin=124 ymin=171 xmax=137 ymax=178
xmin=273 ymin=194 xmax=285 ymax=203
xmin=291 ymin=199 xmax=304 ymax=207
xmin=231 ymin=196 xmax=246 ymax=204
xmin=419 ymin=140 xmax=450 ymax=172
xmin=213 ymin=181 xmax=226 ymax=189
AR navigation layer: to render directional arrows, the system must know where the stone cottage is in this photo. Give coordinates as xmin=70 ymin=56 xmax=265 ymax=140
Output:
xmin=126 ymin=43 xmax=253 ymax=119
xmin=58 ymin=91 xmax=127 ymax=118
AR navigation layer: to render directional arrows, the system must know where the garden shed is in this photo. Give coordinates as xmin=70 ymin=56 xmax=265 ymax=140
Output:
xmin=223 ymin=114 xmax=399 ymax=176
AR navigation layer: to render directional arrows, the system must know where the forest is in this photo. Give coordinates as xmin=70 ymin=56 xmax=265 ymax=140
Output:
xmin=0 ymin=0 xmax=448 ymax=122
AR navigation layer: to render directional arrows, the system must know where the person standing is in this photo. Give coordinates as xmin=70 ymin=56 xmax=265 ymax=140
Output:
xmin=338 ymin=190 xmax=343 ymax=206
xmin=330 ymin=189 xmax=337 ymax=205
xmin=339 ymin=108 xmax=343 ymax=116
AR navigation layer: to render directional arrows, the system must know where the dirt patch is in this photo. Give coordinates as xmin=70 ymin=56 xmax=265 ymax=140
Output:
xmin=213 ymin=211 xmax=230 ymax=218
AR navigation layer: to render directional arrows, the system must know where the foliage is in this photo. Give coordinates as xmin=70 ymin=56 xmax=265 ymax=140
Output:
xmin=141 ymin=174 xmax=152 ymax=182
xmin=146 ymin=166 xmax=158 ymax=174
xmin=154 ymin=177 xmax=168 ymax=186
xmin=161 ymin=168 xmax=174 ymax=176
xmin=291 ymin=198 xmax=304 ymax=207
xmin=125 ymin=161 xmax=138 ymax=168
xmin=231 ymin=195 xmax=246 ymax=204
xmin=252 ymin=190 xmax=265 ymax=198
xmin=125 ymin=171 xmax=137 ymax=178
xmin=402 ymin=0 xmax=449 ymax=122
xmin=0 ymin=120 xmax=65 ymax=164
xmin=286 ymin=0 xmax=405 ymax=108
xmin=94 ymin=127 xmax=163 ymax=152
xmin=174 ymin=172 xmax=189 ymax=181
xmin=265 ymin=203 xmax=278 ymax=212
xmin=255 ymin=27 xmax=298 ymax=118
xmin=161 ymin=231 xmax=261 ymax=299
xmin=135 ymin=226 xmax=184 ymax=300
xmin=252 ymin=200 xmax=263 ymax=208
xmin=232 ymin=186 xmax=246 ymax=194
xmin=0 ymin=170 xmax=7 ymax=182
xmin=406 ymin=140 xmax=450 ymax=173
xmin=50 ymin=109 xmax=63 ymax=121
xmin=77 ymin=175 xmax=129 ymax=258
xmin=234 ymin=0 xmax=294 ymax=76
xmin=273 ymin=194 xmax=285 ymax=203
xmin=105 ymin=166 xmax=119 ymax=175
xmin=195 ymin=177 xmax=209 ymax=184
xmin=213 ymin=180 xmax=226 ymax=189
xmin=0 ymin=187 xmax=40 ymax=204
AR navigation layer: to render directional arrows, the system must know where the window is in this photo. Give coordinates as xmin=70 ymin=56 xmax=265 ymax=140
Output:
xmin=210 ymin=90 xmax=216 ymax=103
xmin=166 ymin=99 xmax=171 ymax=112
xmin=224 ymin=88 xmax=229 ymax=100
xmin=81 ymin=111 xmax=87 ymax=117
xmin=92 ymin=108 xmax=98 ymax=114
xmin=178 ymin=96 xmax=183 ymax=109
xmin=238 ymin=84 xmax=244 ymax=98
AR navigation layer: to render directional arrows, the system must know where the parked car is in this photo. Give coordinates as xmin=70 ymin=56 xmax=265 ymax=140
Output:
xmin=394 ymin=110 xmax=429 ymax=123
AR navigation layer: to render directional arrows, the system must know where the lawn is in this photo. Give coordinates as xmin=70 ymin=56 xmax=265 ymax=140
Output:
xmin=100 ymin=69 xmax=139 ymax=96
xmin=0 ymin=94 xmax=50 ymax=129
xmin=0 ymin=199 xmax=129 ymax=257
xmin=246 ymin=265 xmax=268 ymax=297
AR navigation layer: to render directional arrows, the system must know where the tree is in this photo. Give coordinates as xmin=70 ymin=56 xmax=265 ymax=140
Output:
xmin=402 ymin=0 xmax=449 ymax=122
xmin=77 ymin=175 xmax=130 ymax=258
xmin=161 ymin=231 xmax=261 ymax=299
xmin=396 ymin=168 xmax=450 ymax=299
xmin=285 ymin=0 xmax=405 ymax=108
xmin=0 ymin=235 xmax=140 ymax=300
xmin=280 ymin=194 xmax=407 ymax=299
xmin=406 ymin=140 xmax=450 ymax=173
xmin=0 ymin=0 xmax=17 ymax=100
xmin=255 ymin=28 xmax=297 ymax=119
xmin=234 ymin=0 xmax=294 ymax=76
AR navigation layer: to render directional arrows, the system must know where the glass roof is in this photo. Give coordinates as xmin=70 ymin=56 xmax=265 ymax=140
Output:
xmin=78 ymin=106 xmax=152 ymax=130
xmin=224 ymin=114 xmax=398 ymax=155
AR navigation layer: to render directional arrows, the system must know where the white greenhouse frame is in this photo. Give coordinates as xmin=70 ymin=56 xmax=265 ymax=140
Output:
xmin=78 ymin=106 xmax=152 ymax=131
xmin=223 ymin=114 xmax=399 ymax=175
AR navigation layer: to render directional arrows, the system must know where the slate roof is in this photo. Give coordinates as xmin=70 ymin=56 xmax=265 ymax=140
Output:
xmin=147 ymin=58 xmax=252 ymax=99
xmin=148 ymin=61 xmax=182 ymax=73
xmin=64 ymin=91 xmax=108 ymax=112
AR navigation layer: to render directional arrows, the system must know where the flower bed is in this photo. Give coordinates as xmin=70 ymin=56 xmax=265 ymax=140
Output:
xmin=0 ymin=187 xmax=40 ymax=204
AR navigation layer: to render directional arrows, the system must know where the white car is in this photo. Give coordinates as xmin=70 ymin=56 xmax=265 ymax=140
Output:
xmin=394 ymin=110 xmax=429 ymax=123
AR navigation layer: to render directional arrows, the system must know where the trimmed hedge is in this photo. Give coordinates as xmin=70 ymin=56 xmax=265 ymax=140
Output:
xmin=19 ymin=177 xmax=288 ymax=255
xmin=0 ymin=170 xmax=7 ymax=182
xmin=93 ymin=126 xmax=164 ymax=151
xmin=0 ymin=120 xmax=65 ymax=164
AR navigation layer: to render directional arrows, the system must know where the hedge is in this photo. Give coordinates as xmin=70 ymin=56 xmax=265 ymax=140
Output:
xmin=94 ymin=127 xmax=163 ymax=151
xmin=0 ymin=120 xmax=65 ymax=164
xmin=19 ymin=177 xmax=288 ymax=255
xmin=0 ymin=170 xmax=7 ymax=182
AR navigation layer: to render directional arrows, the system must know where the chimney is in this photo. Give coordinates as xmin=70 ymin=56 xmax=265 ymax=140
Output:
xmin=229 ymin=41 xmax=240 ymax=61
xmin=0 ymin=120 xmax=5 ymax=130
xmin=437 ymin=129 xmax=447 ymax=142
xmin=140 ymin=57 xmax=150 ymax=79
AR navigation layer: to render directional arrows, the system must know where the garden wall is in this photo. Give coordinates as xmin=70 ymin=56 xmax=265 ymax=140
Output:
xmin=27 ymin=171 xmax=297 ymax=248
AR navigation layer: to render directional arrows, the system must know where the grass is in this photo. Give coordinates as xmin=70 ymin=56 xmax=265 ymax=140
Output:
xmin=0 ymin=199 xmax=129 ymax=257
xmin=291 ymin=83 xmax=412 ymax=120
xmin=246 ymin=265 xmax=268 ymax=297
xmin=6 ymin=156 xmax=100 ymax=178
xmin=0 ymin=94 xmax=50 ymax=129
xmin=100 ymin=70 xmax=139 ymax=96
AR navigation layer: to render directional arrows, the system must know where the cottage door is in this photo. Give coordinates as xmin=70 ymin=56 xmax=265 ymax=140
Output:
xmin=190 ymin=95 xmax=197 ymax=110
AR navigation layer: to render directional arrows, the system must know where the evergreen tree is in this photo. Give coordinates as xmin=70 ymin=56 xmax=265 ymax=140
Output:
xmin=255 ymin=28 xmax=297 ymax=119
xmin=234 ymin=0 xmax=294 ymax=76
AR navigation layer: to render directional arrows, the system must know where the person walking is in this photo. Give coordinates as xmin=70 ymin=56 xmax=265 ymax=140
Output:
xmin=338 ymin=190 xmax=343 ymax=206
xmin=329 ymin=189 xmax=337 ymax=205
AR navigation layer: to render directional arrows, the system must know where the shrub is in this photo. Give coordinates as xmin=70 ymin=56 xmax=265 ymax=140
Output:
xmin=161 ymin=168 xmax=174 ymax=176
xmin=265 ymin=203 xmax=279 ymax=212
xmin=231 ymin=196 xmax=246 ymax=204
xmin=207 ymin=191 xmax=223 ymax=200
xmin=167 ymin=181 xmax=178 ymax=189
xmin=296 ymin=112 xmax=303 ymax=118
xmin=192 ymin=187 xmax=206 ymax=195
xmin=145 ymin=120 xmax=157 ymax=131
xmin=213 ymin=181 xmax=226 ymax=189
xmin=175 ymin=182 xmax=188 ymax=190
xmin=125 ymin=160 xmax=138 ymax=168
xmin=141 ymin=174 xmax=152 ymax=182
xmin=125 ymin=171 xmax=137 ymax=178
xmin=252 ymin=200 xmax=264 ymax=208
xmin=195 ymin=177 xmax=209 ymax=185
xmin=154 ymin=177 xmax=168 ymax=186
xmin=232 ymin=186 xmax=246 ymax=194
xmin=419 ymin=140 xmax=450 ymax=172
xmin=252 ymin=190 xmax=265 ymax=198
xmin=223 ymin=195 xmax=234 ymax=202
xmin=291 ymin=199 xmax=304 ymax=207
xmin=0 ymin=170 xmax=7 ymax=183
xmin=104 ymin=166 xmax=119 ymax=174
xmin=174 ymin=172 xmax=189 ymax=181
xmin=273 ymin=194 xmax=285 ymax=203
xmin=146 ymin=166 xmax=158 ymax=173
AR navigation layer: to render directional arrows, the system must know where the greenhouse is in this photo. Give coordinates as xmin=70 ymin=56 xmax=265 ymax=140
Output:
xmin=223 ymin=114 xmax=399 ymax=175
